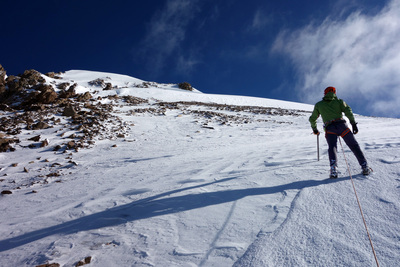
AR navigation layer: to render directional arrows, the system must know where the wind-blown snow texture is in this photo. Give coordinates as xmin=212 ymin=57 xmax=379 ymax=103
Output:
xmin=1 ymin=70 xmax=399 ymax=266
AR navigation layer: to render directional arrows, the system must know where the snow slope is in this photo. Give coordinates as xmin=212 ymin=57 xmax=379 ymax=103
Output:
xmin=0 ymin=70 xmax=399 ymax=266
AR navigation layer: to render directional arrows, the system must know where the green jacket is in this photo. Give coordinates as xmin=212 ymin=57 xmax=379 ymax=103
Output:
xmin=309 ymin=92 xmax=355 ymax=129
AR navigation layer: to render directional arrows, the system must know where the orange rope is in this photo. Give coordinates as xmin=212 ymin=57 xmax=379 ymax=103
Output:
xmin=339 ymin=138 xmax=380 ymax=267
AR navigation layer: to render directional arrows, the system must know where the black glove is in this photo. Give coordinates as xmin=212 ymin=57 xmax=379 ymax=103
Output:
xmin=312 ymin=128 xmax=320 ymax=135
xmin=351 ymin=122 xmax=358 ymax=134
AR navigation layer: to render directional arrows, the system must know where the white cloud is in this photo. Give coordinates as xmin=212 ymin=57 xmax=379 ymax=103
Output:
xmin=272 ymin=0 xmax=400 ymax=117
xmin=137 ymin=0 xmax=200 ymax=74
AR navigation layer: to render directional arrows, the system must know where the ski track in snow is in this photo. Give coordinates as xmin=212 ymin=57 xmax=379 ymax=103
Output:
xmin=1 ymin=70 xmax=399 ymax=266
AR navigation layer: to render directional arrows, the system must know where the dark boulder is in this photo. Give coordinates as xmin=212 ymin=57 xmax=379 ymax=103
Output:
xmin=62 ymin=105 xmax=77 ymax=117
xmin=20 ymin=69 xmax=45 ymax=86
xmin=0 ymin=64 xmax=6 ymax=95
xmin=77 ymin=91 xmax=92 ymax=102
xmin=35 ymin=84 xmax=58 ymax=104
xmin=32 ymin=121 xmax=50 ymax=130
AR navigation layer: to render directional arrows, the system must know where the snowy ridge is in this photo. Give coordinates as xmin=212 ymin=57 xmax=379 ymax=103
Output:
xmin=0 ymin=70 xmax=399 ymax=266
xmin=60 ymin=70 xmax=313 ymax=111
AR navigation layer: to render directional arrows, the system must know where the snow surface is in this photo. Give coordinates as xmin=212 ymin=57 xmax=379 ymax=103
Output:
xmin=1 ymin=70 xmax=399 ymax=266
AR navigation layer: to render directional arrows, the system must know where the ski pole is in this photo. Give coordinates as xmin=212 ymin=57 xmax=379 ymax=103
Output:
xmin=317 ymin=133 xmax=320 ymax=161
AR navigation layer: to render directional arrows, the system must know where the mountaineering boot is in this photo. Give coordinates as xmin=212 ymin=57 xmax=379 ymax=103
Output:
xmin=361 ymin=162 xmax=371 ymax=176
xmin=362 ymin=166 xmax=371 ymax=176
xmin=330 ymin=165 xmax=338 ymax=179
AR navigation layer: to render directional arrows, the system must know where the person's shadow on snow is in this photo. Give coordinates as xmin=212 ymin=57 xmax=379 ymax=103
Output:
xmin=0 ymin=176 xmax=345 ymax=252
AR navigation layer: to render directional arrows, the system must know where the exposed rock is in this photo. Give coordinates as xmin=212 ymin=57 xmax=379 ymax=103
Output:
xmin=63 ymin=105 xmax=77 ymax=117
xmin=28 ymin=143 xmax=37 ymax=148
xmin=84 ymin=256 xmax=92 ymax=264
xmin=178 ymin=82 xmax=193 ymax=91
xmin=1 ymin=190 xmax=12 ymax=195
xmin=69 ymin=83 xmax=78 ymax=91
xmin=67 ymin=141 xmax=76 ymax=149
xmin=0 ymin=64 xmax=6 ymax=95
xmin=122 ymin=96 xmax=148 ymax=105
xmin=104 ymin=82 xmax=113 ymax=90
xmin=59 ymin=83 xmax=77 ymax=98
xmin=0 ymin=137 xmax=19 ymax=152
xmin=45 ymin=72 xmax=62 ymax=79
xmin=77 ymin=91 xmax=92 ymax=102
xmin=28 ymin=135 xmax=41 ymax=142
xmin=25 ymin=117 xmax=35 ymax=126
xmin=4 ymin=75 xmax=25 ymax=99
xmin=57 ymin=82 xmax=70 ymax=90
xmin=36 ymin=263 xmax=60 ymax=267
xmin=67 ymin=133 xmax=76 ymax=139
xmin=75 ymin=256 xmax=92 ymax=266
xmin=0 ymin=64 xmax=5 ymax=81
xmin=35 ymin=84 xmax=58 ymax=104
xmin=20 ymin=69 xmax=45 ymax=86
xmin=40 ymin=139 xmax=49 ymax=147
xmin=88 ymin=78 xmax=106 ymax=87
xmin=135 ymin=81 xmax=158 ymax=88
xmin=1 ymin=68 xmax=50 ymax=108
xmin=20 ymin=84 xmax=57 ymax=107
xmin=32 ymin=121 xmax=50 ymax=130
xmin=46 ymin=172 xmax=60 ymax=177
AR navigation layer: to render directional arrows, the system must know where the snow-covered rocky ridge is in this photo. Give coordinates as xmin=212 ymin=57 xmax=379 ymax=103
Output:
xmin=0 ymin=69 xmax=399 ymax=267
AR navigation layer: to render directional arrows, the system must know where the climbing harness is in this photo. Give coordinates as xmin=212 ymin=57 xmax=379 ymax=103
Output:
xmin=324 ymin=118 xmax=345 ymax=128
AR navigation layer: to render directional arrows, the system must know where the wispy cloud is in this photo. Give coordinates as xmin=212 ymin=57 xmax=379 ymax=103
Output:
xmin=176 ymin=52 xmax=201 ymax=75
xmin=272 ymin=0 xmax=400 ymax=117
xmin=136 ymin=0 xmax=200 ymax=76
xmin=248 ymin=9 xmax=273 ymax=32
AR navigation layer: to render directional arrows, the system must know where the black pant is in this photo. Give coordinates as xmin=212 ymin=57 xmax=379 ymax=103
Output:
xmin=325 ymin=121 xmax=367 ymax=167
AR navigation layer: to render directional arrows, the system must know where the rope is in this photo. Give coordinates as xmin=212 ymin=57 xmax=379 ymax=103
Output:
xmin=339 ymin=138 xmax=380 ymax=267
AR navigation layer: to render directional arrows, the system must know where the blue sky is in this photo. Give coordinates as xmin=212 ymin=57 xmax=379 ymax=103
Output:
xmin=2 ymin=0 xmax=399 ymax=118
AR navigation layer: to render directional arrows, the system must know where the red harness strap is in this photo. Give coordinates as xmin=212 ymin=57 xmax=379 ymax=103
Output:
xmin=326 ymin=128 xmax=351 ymax=137
xmin=340 ymin=128 xmax=351 ymax=137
